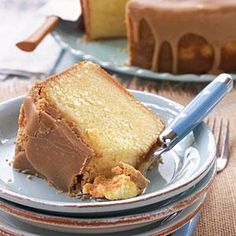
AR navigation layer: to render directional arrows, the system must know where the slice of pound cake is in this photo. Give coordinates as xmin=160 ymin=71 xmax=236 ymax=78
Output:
xmin=13 ymin=61 xmax=164 ymax=200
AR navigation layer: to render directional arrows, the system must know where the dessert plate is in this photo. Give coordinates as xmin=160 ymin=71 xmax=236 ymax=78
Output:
xmin=52 ymin=21 xmax=236 ymax=82
xmin=0 ymin=195 xmax=205 ymax=236
xmin=0 ymin=91 xmax=215 ymax=214
xmin=0 ymin=164 xmax=215 ymax=234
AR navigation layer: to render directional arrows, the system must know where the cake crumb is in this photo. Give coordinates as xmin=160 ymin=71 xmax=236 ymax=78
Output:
xmin=118 ymin=47 xmax=128 ymax=54
xmin=56 ymin=190 xmax=63 ymax=193
xmin=83 ymin=163 xmax=149 ymax=200
xmin=80 ymin=34 xmax=87 ymax=43
xmin=5 ymin=159 xmax=8 ymax=162
xmin=27 ymin=175 xmax=33 ymax=180
xmin=8 ymin=161 xmax=13 ymax=167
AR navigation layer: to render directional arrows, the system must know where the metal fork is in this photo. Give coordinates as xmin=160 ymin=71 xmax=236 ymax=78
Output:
xmin=207 ymin=118 xmax=230 ymax=173
xmin=171 ymin=118 xmax=230 ymax=236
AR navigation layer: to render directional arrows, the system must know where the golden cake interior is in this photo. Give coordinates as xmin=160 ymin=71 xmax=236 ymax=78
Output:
xmin=14 ymin=62 xmax=164 ymax=200
xmin=45 ymin=62 xmax=163 ymax=177
xmin=81 ymin=0 xmax=129 ymax=40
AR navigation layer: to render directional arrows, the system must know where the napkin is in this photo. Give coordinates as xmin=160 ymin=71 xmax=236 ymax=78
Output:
xmin=0 ymin=0 xmax=62 ymax=75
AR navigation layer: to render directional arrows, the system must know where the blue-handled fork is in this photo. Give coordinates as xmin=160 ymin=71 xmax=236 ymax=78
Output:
xmin=141 ymin=73 xmax=233 ymax=174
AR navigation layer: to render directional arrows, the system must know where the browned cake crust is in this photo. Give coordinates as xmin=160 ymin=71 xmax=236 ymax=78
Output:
xmin=126 ymin=0 xmax=236 ymax=74
xmin=14 ymin=62 xmax=164 ymax=196
xmin=80 ymin=0 xmax=92 ymax=40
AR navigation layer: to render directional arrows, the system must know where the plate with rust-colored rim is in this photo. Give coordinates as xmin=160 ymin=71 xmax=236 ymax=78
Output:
xmin=0 ymin=90 xmax=215 ymax=214
xmin=52 ymin=21 xmax=236 ymax=83
xmin=0 ymin=164 xmax=215 ymax=234
xmin=0 ymin=195 xmax=206 ymax=236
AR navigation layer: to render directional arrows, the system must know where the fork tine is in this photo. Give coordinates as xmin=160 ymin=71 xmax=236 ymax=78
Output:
xmin=208 ymin=118 xmax=230 ymax=173
xmin=207 ymin=117 xmax=217 ymax=135
xmin=211 ymin=117 xmax=217 ymax=136
xmin=207 ymin=117 xmax=220 ymax=158
xmin=215 ymin=118 xmax=223 ymax=158
xmin=220 ymin=120 xmax=230 ymax=164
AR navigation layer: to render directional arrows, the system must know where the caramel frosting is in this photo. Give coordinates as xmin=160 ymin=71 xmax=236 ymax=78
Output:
xmin=14 ymin=96 xmax=94 ymax=193
xmin=13 ymin=151 xmax=41 ymax=176
xmin=128 ymin=0 xmax=236 ymax=73
xmin=13 ymin=61 xmax=164 ymax=199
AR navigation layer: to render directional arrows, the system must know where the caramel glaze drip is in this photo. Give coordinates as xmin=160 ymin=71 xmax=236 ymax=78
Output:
xmin=128 ymin=0 xmax=236 ymax=73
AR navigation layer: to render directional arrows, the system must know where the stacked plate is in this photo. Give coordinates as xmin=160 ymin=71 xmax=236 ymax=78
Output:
xmin=0 ymin=90 xmax=216 ymax=235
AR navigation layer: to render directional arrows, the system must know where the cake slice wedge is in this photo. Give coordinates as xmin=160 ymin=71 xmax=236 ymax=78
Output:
xmin=13 ymin=61 xmax=164 ymax=200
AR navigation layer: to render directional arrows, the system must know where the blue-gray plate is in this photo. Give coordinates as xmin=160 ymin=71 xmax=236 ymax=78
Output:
xmin=0 ymin=90 xmax=215 ymax=214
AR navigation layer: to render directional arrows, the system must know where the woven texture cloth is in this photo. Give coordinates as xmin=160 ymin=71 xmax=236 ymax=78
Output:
xmin=0 ymin=77 xmax=235 ymax=235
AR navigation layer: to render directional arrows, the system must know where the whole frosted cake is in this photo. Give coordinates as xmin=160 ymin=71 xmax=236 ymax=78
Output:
xmin=13 ymin=61 xmax=164 ymax=200
xmin=127 ymin=0 xmax=236 ymax=74
xmin=81 ymin=0 xmax=236 ymax=74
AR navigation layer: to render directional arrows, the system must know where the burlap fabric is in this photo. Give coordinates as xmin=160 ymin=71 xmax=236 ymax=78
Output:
xmin=0 ymin=77 xmax=235 ymax=236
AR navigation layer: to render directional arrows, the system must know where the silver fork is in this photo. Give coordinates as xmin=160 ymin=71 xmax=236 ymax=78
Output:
xmin=207 ymin=118 xmax=230 ymax=173
xmin=171 ymin=119 xmax=230 ymax=236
